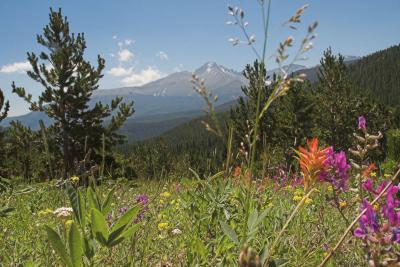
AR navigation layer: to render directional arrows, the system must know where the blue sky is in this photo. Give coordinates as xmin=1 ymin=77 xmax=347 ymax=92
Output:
xmin=0 ymin=0 xmax=399 ymax=116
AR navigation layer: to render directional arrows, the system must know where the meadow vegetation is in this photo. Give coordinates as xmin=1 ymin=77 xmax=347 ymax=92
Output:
xmin=1 ymin=2 xmax=400 ymax=266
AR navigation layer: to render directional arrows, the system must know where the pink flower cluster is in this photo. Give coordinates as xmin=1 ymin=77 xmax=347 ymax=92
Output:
xmin=355 ymin=181 xmax=400 ymax=244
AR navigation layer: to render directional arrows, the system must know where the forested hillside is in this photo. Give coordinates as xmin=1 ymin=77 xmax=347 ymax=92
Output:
xmin=348 ymin=44 xmax=400 ymax=106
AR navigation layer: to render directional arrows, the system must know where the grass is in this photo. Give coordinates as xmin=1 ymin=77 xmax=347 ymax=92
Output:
xmin=0 ymin=176 xmax=367 ymax=266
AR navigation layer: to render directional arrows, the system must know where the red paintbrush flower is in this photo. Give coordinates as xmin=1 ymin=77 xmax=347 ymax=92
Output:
xmin=293 ymin=138 xmax=330 ymax=192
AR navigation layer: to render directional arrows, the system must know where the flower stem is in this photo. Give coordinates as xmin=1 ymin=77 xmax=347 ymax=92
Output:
xmin=318 ymin=166 xmax=400 ymax=267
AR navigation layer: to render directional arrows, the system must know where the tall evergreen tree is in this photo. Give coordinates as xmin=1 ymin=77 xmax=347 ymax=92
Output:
xmin=315 ymin=48 xmax=360 ymax=150
xmin=0 ymin=89 xmax=10 ymax=177
xmin=12 ymin=9 xmax=134 ymax=179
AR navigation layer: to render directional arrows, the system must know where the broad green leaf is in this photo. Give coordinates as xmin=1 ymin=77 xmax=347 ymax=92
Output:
xmin=77 ymin=190 xmax=86 ymax=227
xmin=68 ymin=222 xmax=83 ymax=267
xmin=87 ymin=187 xmax=100 ymax=211
xmin=67 ymin=185 xmax=82 ymax=223
xmin=91 ymin=208 xmax=109 ymax=243
xmin=110 ymin=206 xmax=139 ymax=233
xmin=44 ymin=226 xmax=72 ymax=267
xmin=247 ymin=209 xmax=258 ymax=232
xmin=220 ymin=221 xmax=239 ymax=246
xmin=101 ymin=186 xmax=115 ymax=215
xmin=107 ymin=223 xmax=141 ymax=247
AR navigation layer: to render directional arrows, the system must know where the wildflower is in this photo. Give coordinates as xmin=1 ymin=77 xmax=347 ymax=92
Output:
xmin=160 ymin=191 xmax=171 ymax=198
xmin=65 ymin=220 xmax=74 ymax=228
xmin=294 ymin=138 xmax=330 ymax=192
xmin=53 ymin=207 xmax=73 ymax=219
xmin=70 ymin=175 xmax=79 ymax=184
xmin=384 ymin=173 xmax=392 ymax=178
xmin=293 ymin=195 xmax=303 ymax=202
xmin=305 ymin=197 xmax=313 ymax=205
xmin=136 ymin=194 xmax=149 ymax=205
xmin=358 ymin=116 xmax=366 ymax=130
xmin=172 ymin=228 xmax=182 ymax=235
xmin=354 ymin=200 xmax=379 ymax=239
xmin=233 ymin=166 xmax=241 ymax=177
xmin=362 ymin=163 xmax=376 ymax=178
xmin=339 ymin=200 xmax=347 ymax=208
xmin=38 ymin=208 xmax=53 ymax=217
xmin=370 ymin=172 xmax=377 ymax=177
xmin=321 ymin=149 xmax=351 ymax=191
xmin=158 ymin=222 xmax=169 ymax=231
xmin=119 ymin=206 xmax=128 ymax=214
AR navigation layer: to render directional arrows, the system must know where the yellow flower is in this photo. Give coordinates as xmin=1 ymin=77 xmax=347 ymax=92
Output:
xmin=267 ymin=202 xmax=274 ymax=208
xmin=65 ymin=220 xmax=74 ymax=228
xmin=160 ymin=191 xmax=171 ymax=198
xmin=373 ymin=203 xmax=380 ymax=211
xmin=294 ymin=188 xmax=303 ymax=196
xmin=384 ymin=173 xmax=392 ymax=178
xmin=305 ymin=197 xmax=313 ymax=205
xmin=327 ymin=185 xmax=333 ymax=192
xmin=70 ymin=175 xmax=79 ymax=183
xmin=158 ymin=222 xmax=169 ymax=231
xmin=38 ymin=208 xmax=53 ymax=217
xmin=370 ymin=172 xmax=377 ymax=177
xmin=293 ymin=195 xmax=303 ymax=202
xmin=339 ymin=200 xmax=347 ymax=208
xmin=323 ymin=252 xmax=328 ymax=258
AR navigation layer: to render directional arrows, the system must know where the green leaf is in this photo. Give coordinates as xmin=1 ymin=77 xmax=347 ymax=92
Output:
xmin=101 ymin=186 xmax=115 ymax=216
xmin=247 ymin=209 xmax=258 ymax=232
xmin=107 ymin=223 xmax=141 ymax=247
xmin=91 ymin=208 xmax=109 ymax=244
xmin=68 ymin=223 xmax=83 ymax=267
xmin=87 ymin=187 xmax=100 ymax=211
xmin=110 ymin=206 xmax=139 ymax=233
xmin=77 ymin=190 xmax=86 ymax=227
xmin=44 ymin=226 xmax=72 ymax=267
xmin=220 ymin=221 xmax=239 ymax=246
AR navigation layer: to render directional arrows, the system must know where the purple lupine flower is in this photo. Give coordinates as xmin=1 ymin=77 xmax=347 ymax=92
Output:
xmin=392 ymin=228 xmax=400 ymax=243
xmin=354 ymin=200 xmax=379 ymax=239
xmin=134 ymin=194 xmax=149 ymax=223
xmin=358 ymin=116 xmax=366 ymax=130
xmin=382 ymin=185 xmax=400 ymax=226
xmin=136 ymin=194 xmax=149 ymax=205
xmin=320 ymin=148 xmax=350 ymax=191
xmin=119 ymin=206 xmax=128 ymax=214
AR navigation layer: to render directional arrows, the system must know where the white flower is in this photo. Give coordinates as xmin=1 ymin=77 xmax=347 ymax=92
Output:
xmin=53 ymin=207 xmax=73 ymax=218
xmin=172 ymin=228 xmax=182 ymax=235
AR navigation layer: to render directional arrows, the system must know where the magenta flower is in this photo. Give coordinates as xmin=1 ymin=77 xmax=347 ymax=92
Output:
xmin=358 ymin=116 xmax=366 ymax=130
xmin=354 ymin=200 xmax=379 ymax=239
xmin=319 ymin=147 xmax=351 ymax=191
xmin=382 ymin=185 xmax=400 ymax=226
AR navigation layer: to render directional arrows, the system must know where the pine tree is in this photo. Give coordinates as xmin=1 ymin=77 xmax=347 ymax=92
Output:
xmin=0 ymin=89 xmax=9 ymax=122
xmin=0 ymin=89 xmax=10 ymax=177
xmin=12 ymin=9 xmax=134 ymax=179
xmin=316 ymin=48 xmax=359 ymax=150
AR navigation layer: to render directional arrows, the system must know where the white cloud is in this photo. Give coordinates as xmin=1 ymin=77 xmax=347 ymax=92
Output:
xmin=124 ymin=39 xmax=134 ymax=45
xmin=118 ymin=49 xmax=134 ymax=62
xmin=112 ymin=35 xmax=117 ymax=39
xmin=121 ymin=66 xmax=165 ymax=86
xmin=107 ymin=66 xmax=133 ymax=77
xmin=156 ymin=51 xmax=169 ymax=61
xmin=0 ymin=61 xmax=31 ymax=73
